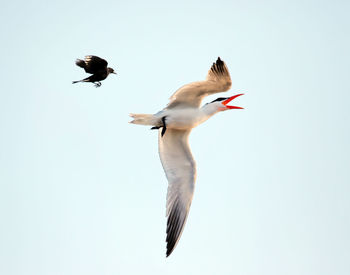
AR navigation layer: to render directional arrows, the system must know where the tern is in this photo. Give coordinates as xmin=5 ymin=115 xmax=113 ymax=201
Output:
xmin=72 ymin=55 xmax=116 ymax=87
xmin=130 ymin=57 xmax=243 ymax=257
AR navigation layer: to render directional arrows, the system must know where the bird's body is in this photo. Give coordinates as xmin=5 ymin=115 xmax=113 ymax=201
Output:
xmin=72 ymin=55 xmax=116 ymax=87
xmin=130 ymin=57 xmax=243 ymax=257
xmin=154 ymin=107 xmax=211 ymax=129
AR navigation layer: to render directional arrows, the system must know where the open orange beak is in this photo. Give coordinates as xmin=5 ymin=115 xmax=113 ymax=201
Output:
xmin=222 ymin=94 xmax=244 ymax=109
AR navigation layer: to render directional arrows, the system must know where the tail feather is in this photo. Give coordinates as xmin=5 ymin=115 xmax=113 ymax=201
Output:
xmin=129 ymin=113 xmax=159 ymax=126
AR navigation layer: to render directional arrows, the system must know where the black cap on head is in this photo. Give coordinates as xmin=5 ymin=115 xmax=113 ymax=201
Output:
xmin=210 ymin=97 xmax=229 ymax=103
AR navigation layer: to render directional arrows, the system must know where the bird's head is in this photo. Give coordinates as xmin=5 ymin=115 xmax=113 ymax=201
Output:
xmin=209 ymin=93 xmax=244 ymax=112
xmin=107 ymin=67 xmax=117 ymax=75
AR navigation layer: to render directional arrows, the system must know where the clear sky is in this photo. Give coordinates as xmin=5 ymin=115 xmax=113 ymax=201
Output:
xmin=1 ymin=0 xmax=349 ymax=274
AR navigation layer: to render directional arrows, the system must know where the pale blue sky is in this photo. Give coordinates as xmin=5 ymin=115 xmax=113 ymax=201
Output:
xmin=1 ymin=0 xmax=349 ymax=274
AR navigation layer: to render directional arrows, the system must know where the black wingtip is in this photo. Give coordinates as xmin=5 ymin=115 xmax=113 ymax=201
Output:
xmin=215 ymin=57 xmax=225 ymax=73
xmin=210 ymin=57 xmax=225 ymax=75
xmin=216 ymin=57 xmax=224 ymax=65
xmin=166 ymin=243 xmax=175 ymax=257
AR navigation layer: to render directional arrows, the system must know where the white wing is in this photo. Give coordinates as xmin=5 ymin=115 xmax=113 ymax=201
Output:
xmin=158 ymin=129 xmax=196 ymax=257
xmin=166 ymin=57 xmax=232 ymax=109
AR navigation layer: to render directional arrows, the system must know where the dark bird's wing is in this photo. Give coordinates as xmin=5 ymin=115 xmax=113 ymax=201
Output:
xmin=158 ymin=129 xmax=196 ymax=257
xmin=82 ymin=55 xmax=108 ymax=74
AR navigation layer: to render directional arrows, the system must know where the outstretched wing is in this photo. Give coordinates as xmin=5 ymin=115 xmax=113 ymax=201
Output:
xmin=166 ymin=57 xmax=232 ymax=109
xmin=82 ymin=55 xmax=108 ymax=74
xmin=158 ymin=129 xmax=196 ymax=257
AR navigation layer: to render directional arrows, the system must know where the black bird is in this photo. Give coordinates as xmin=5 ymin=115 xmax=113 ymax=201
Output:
xmin=72 ymin=55 xmax=116 ymax=87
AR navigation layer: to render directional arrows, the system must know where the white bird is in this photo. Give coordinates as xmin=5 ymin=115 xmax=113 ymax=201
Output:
xmin=130 ymin=57 xmax=243 ymax=257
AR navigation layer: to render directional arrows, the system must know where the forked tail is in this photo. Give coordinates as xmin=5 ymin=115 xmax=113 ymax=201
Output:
xmin=129 ymin=113 xmax=160 ymax=126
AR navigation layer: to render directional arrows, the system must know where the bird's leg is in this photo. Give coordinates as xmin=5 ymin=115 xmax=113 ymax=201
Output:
xmin=94 ymin=82 xmax=102 ymax=88
xmin=161 ymin=117 xmax=167 ymax=137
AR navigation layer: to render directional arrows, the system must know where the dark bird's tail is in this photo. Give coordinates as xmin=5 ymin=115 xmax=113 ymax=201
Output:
xmin=75 ymin=59 xmax=86 ymax=69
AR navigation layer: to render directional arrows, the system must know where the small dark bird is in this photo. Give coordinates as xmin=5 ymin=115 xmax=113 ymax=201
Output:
xmin=72 ymin=55 xmax=116 ymax=87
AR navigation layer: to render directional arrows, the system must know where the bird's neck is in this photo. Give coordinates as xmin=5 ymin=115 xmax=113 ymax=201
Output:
xmin=195 ymin=104 xmax=220 ymax=125
xmin=201 ymin=103 xmax=220 ymax=118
